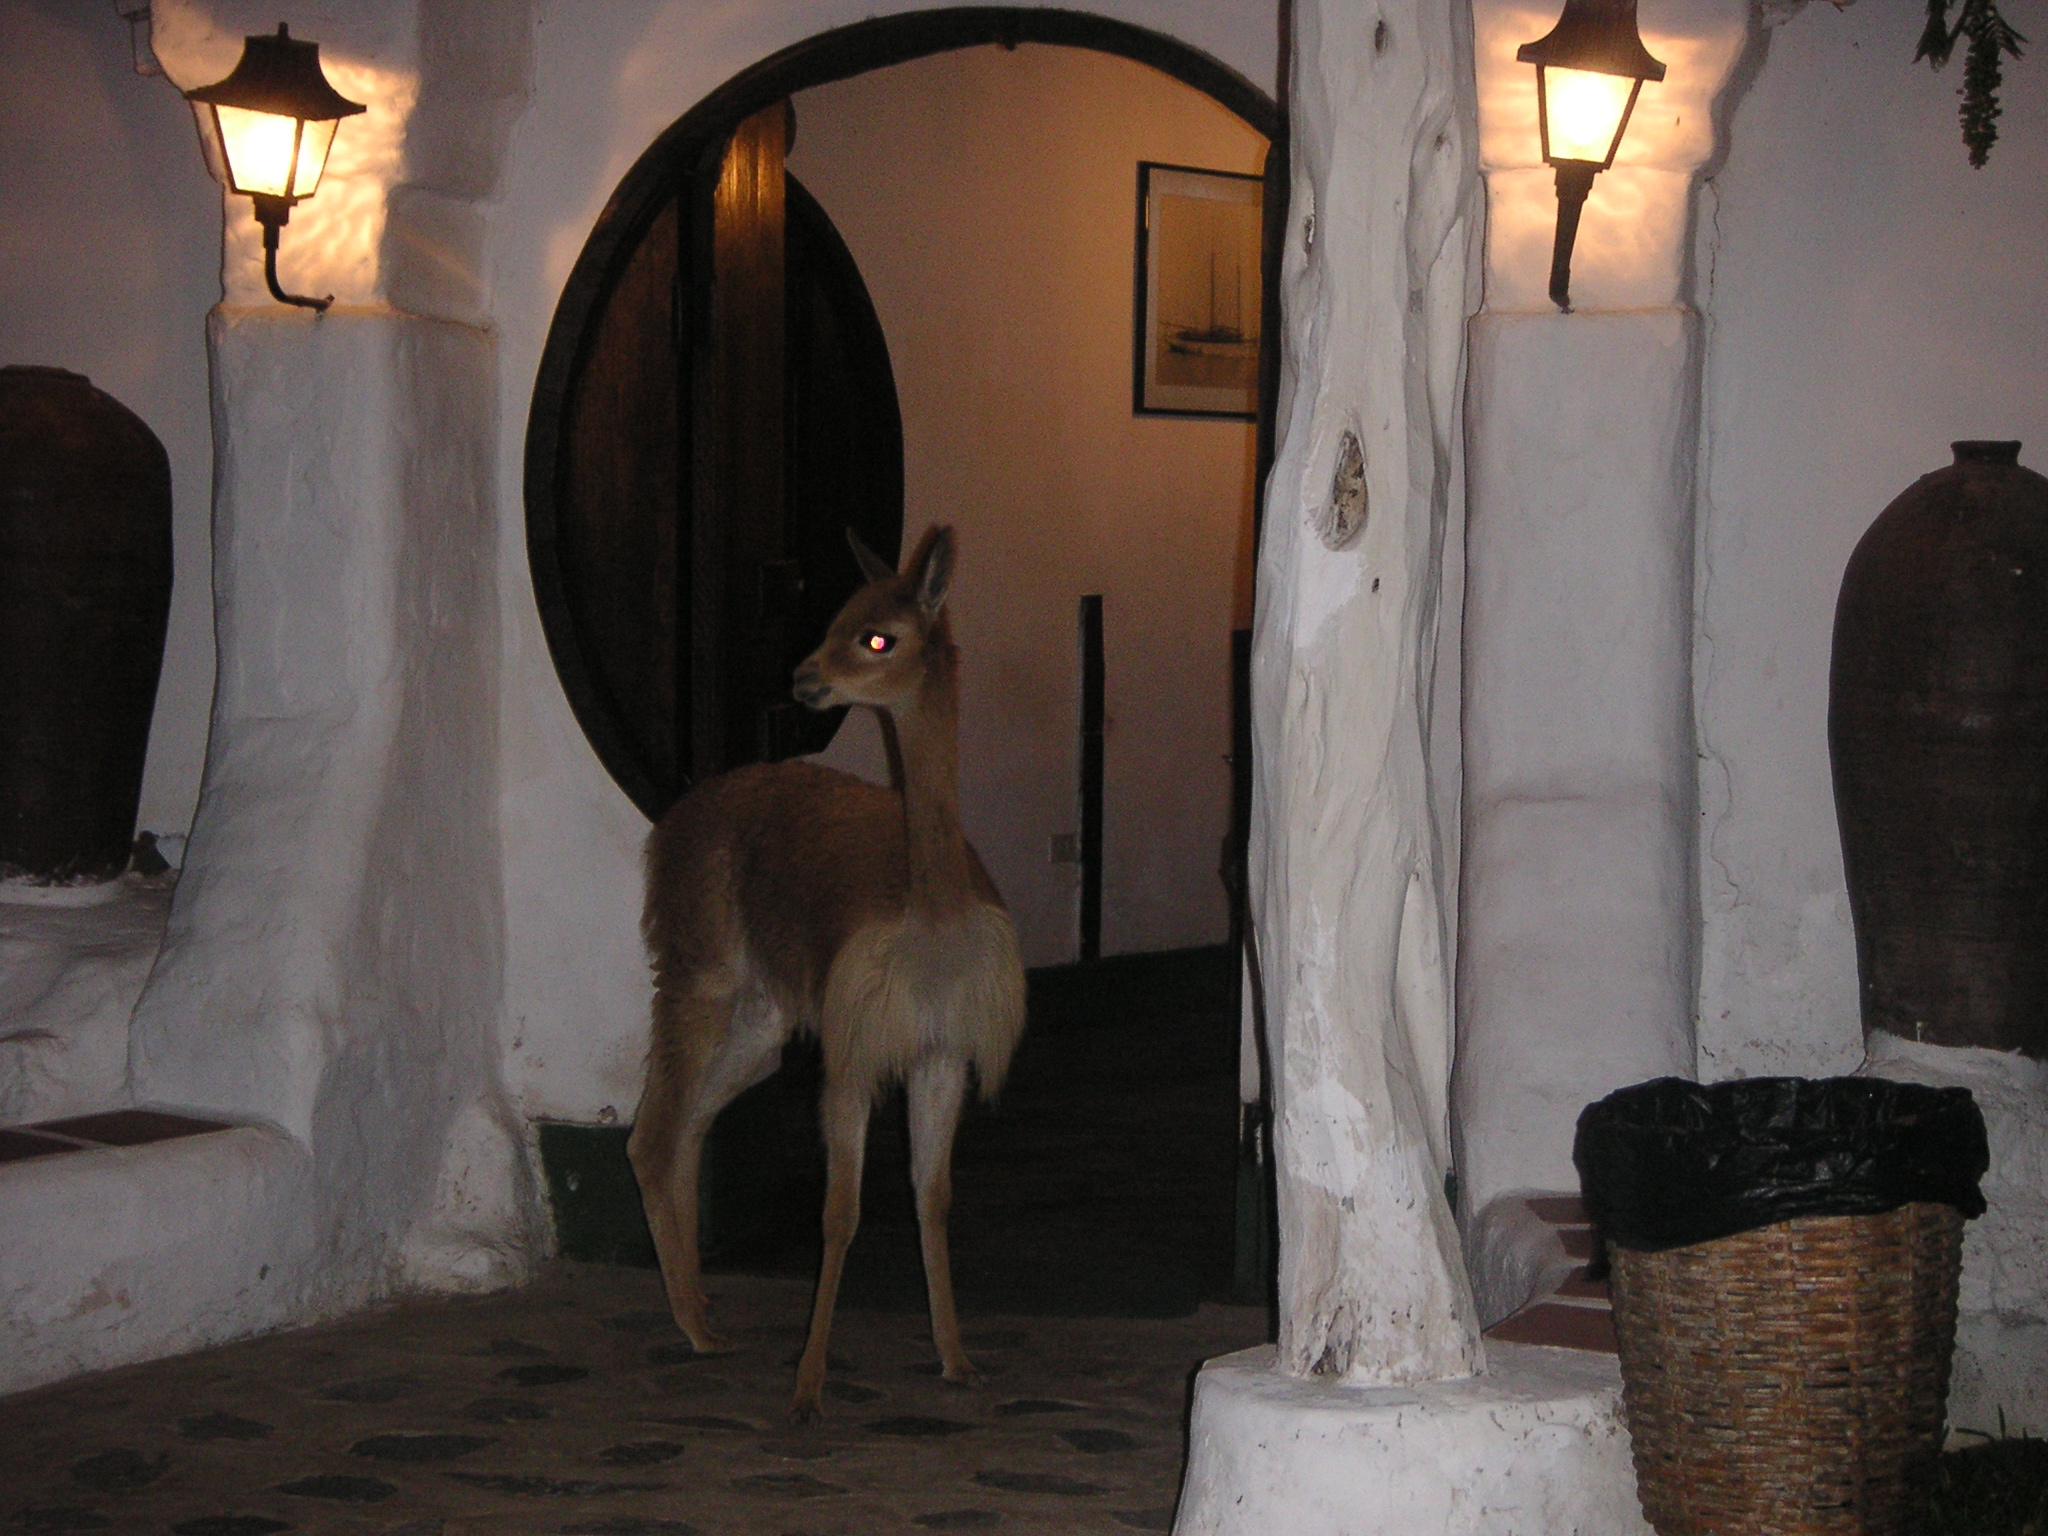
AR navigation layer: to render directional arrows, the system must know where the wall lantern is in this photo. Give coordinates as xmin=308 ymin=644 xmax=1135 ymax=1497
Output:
xmin=1517 ymin=0 xmax=1665 ymax=312
xmin=185 ymin=24 xmax=364 ymax=312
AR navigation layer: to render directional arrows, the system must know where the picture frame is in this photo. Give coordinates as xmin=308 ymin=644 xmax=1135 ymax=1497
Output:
xmin=1133 ymin=161 xmax=1265 ymax=420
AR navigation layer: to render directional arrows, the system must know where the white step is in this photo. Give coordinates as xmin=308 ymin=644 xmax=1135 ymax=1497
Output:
xmin=0 ymin=1118 xmax=323 ymax=1397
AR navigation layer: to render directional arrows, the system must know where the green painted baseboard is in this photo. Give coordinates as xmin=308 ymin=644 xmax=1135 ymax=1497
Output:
xmin=535 ymin=1121 xmax=656 ymax=1268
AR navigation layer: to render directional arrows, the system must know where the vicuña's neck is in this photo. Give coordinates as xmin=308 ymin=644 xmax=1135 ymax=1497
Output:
xmin=889 ymin=637 xmax=973 ymax=909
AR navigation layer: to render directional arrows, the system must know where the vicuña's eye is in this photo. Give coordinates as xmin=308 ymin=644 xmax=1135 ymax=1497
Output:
xmin=861 ymin=631 xmax=896 ymax=655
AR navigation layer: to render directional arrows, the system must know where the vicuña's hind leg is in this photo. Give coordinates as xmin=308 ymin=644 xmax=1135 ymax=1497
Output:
xmin=629 ymin=988 xmax=780 ymax=1354
xmin=791 ymin=1079 xmax=872 ymax=1421
xmin=907 ymin=1056 xmax=977 ymax=1385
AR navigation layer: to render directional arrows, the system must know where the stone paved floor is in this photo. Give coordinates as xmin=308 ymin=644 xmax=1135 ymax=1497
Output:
xmin=2 ymin=1263 xmax=1269 ymax=1536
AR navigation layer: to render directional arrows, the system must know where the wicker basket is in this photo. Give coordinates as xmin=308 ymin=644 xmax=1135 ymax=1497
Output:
xmin=1609 ymin=1201 xmax=1964 ymax=1536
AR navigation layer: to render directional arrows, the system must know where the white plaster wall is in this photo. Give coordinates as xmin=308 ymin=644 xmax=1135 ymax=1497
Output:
xmin=1471 ymin=0 xmax=1748 ymax=315
xmin=0 ymin=0 xmax=221 ymax=849
xmin=786 ymin=45 xmax=1263 ymax=968
xmin=1458 ymin=308 xmax=1703 ymax=1212
xmin=0 ymin=882 xmax=173 ymax=1124
xmin=1 ymin=0 xmax=530 ymax=851
xmin=0 ymin=1124 xmax=319 ymax=1393
xmin=488 ymin=1 xmax=1279 ymax=1124
xmin=1695 ymin=0 xmax=2048 ymax=1078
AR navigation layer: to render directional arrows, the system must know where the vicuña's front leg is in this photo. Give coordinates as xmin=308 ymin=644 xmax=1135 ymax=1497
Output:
xmin=907 ymin=1056 xmax=977 ymax=1385
xmin=792 ymin=1080 xmax=872 ymax=1421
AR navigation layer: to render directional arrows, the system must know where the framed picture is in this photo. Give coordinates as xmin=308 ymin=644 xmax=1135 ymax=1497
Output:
xmin=1133 ymin=162 xmax=1265 ymax=419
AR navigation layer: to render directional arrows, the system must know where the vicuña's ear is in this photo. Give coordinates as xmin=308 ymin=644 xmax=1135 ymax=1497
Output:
xmin=911 ymin=525 xmax=955 ymax=618
xmin=846 ymin=527 xmax=896 ymax=586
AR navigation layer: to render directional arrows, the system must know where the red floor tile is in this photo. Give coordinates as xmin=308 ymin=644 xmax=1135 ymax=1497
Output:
xmin=35 ymin=1109 xmax=233 ymax=1147
xmin=1555 ymin=1266 xmax=1610 ymax=1300
xmin=1558 ymin=1226 xmax=1596 ymax=1260
xmin=1484 ymin=1302 xmax=1617 ymax=1354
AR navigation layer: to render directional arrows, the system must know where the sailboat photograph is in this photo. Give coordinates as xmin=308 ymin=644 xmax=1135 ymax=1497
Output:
xmin=1134 ymin=160 xmax=1265 ymax=417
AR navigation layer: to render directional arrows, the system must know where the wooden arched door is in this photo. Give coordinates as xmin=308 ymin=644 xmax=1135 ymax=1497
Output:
xmin=535 ymin=101 xmax=904 ymax=819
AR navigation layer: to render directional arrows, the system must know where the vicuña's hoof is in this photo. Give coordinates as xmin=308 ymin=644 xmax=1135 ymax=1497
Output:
xmin=684 ymin=1330 xmax=736 ymax=1356
xmin=941 ymin=1360 xmax=984 ymax=1389
xmin=667 ymin=1291 xmax=732 ymax=1355
xmin=787 ymin=1396 xmax=824 ymax=1426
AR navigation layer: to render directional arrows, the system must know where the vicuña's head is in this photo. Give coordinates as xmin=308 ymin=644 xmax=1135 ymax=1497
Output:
xmin=793 ymin=525 xmax=955 ymax=712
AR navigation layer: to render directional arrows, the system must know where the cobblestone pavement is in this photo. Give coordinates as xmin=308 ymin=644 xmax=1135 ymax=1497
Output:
xmin=3 ymin=1263 xmax=1268 ymax=1536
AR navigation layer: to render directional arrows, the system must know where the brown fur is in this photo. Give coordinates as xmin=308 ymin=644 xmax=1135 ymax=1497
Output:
xmin=630 ymin=526 xmax=1027 ymax=1421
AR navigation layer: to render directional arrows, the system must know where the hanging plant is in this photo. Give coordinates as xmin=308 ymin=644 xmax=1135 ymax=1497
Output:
xmin=1916 ymin=0 xmax=2028 ymax=166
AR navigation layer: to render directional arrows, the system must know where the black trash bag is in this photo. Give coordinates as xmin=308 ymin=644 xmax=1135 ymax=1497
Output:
xmin=1574 ymin=1076 xmax=1988 ymax=1254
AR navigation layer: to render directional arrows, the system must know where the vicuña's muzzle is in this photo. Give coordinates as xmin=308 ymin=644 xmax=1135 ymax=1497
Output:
xmin=791 ymin=660 xmax=832 ymax=710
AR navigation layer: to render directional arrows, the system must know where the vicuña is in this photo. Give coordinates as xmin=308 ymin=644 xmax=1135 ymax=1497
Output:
xmin=630 ymin=524 xmax=1027 ymax=1421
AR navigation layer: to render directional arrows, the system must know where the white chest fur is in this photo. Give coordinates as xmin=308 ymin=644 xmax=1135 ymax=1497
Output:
xmin=822 ymin=903 xmax=1026 ymax=1096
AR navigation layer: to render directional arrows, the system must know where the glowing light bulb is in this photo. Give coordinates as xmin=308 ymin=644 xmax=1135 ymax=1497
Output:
xmin=1544 ymin=68 xmax=1637 ymax=165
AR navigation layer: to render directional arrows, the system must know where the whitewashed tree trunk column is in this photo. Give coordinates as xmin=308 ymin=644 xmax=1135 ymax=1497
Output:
xmin=1249 ymin=0 xmax=1484 ymax=1384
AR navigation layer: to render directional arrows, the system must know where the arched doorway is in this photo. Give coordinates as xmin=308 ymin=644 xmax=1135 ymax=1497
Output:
xmin=526 ymin=8 xmax=1282 ymax=1313
xmin=526 ymin=8 xmax=1280 ymax=814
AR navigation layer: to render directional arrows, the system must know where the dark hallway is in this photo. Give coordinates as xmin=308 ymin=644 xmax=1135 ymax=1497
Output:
xmin=704 ymin=944 xmax=1250 ymax=1321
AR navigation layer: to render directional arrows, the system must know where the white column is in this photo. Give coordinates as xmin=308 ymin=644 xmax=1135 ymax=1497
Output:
xmin=1455 ymin=308 xmax=1701 ymax=1218
xmin=130 ymin=0 xmax=539 ymax=1309
xmin=126 ymin=311 xmax=530 ymax=1292
xmin=1452 ymin=0 xmax=1753 ymax=1260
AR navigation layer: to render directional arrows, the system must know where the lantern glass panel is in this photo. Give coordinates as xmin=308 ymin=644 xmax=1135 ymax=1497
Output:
xmin=212 ymin=107 xmax=337 ymax=199
xmin=213 ymin=105 xmax=298 ymax=197
xmin=290 ymin=117 xmax=338 ymax=195
xmin=1544 ymin=67 xmax=1635 ymax=164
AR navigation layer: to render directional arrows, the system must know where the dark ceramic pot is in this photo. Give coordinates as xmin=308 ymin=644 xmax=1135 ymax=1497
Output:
xmin=0 ymin=365 xmax=172 ymax=884
xmin=1829 ymin=440 xmax=2048 ymax=1059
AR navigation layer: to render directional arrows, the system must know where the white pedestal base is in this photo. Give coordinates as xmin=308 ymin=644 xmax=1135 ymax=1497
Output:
xmin=1862 ymin=1031 xmax=2048 ymax=1439
xmin=1175 ymin=1343 xmax=1650 ymax=1536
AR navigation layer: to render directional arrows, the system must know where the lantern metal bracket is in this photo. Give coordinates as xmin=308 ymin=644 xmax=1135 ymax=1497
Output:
xmin=250 ymin=194 xmax=331 ymax=312
xmin=1547 ymin=163 xmax=1598 ymax=314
